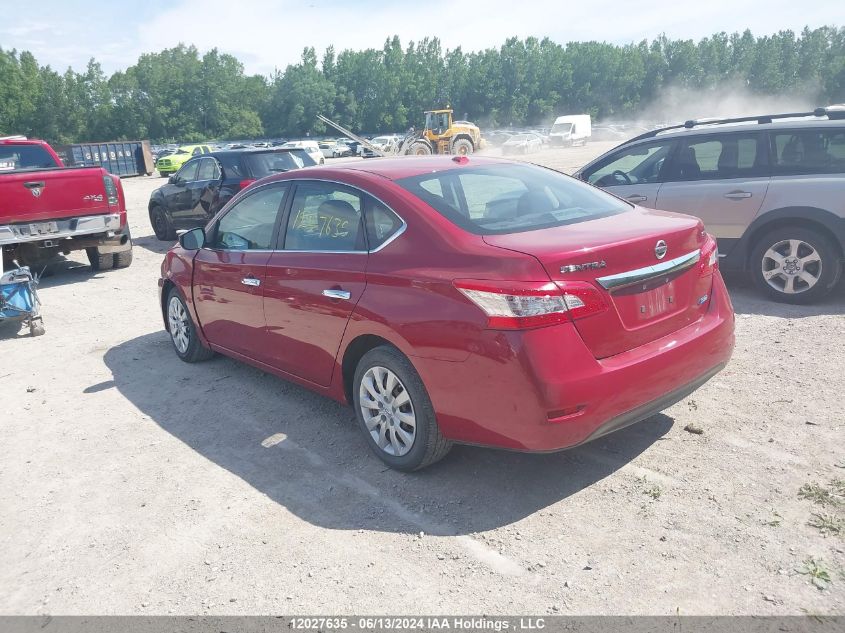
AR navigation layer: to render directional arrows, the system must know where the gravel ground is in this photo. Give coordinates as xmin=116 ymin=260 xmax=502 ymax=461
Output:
xmin=1 ymin=143 xmax=843 ymax=616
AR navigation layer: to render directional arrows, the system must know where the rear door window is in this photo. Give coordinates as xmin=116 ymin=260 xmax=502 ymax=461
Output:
xmin=666 ymin=133 xmax=767 ymax=181
xmin=283 ymin=182 xmax=366 ymax=252
xmin=583 ymin=140 xmax=674 ymax=186
xmin=771 ymin=129 xmax=845 ymax=174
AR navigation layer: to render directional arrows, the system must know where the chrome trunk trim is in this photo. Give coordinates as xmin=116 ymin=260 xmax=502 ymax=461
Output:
xmin=596 ymin=249 xmax=701 ymax=290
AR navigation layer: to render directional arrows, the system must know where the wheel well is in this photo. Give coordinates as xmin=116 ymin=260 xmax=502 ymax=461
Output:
xmin=341 ymin=334 xmax=394 ymax=405
xmin=160 ymin=280 xmax=175 ymax=331
xmin=746 ymin=217 xmax=844 ymax=267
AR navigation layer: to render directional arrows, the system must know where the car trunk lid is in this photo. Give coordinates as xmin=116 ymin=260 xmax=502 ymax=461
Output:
xmin=483 ymin=208 xmax=714 ymax=358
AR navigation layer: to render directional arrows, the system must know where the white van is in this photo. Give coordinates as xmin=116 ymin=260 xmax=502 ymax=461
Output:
xmin=549 ymin=115 xmax=592 ymax=146
xmin=281 ymin=140 xmax=325 ymax=164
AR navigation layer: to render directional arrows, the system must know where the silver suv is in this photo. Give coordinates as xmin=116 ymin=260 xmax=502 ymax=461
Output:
xmin=574 ymin=107 xmax=845 ymax=304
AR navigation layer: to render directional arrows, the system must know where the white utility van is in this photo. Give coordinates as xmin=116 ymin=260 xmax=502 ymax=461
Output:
xmin=549 ymin=114 xmax=592 ymax=146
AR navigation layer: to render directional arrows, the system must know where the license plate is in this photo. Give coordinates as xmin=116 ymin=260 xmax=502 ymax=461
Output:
xmin=635 ymin=283 xmax=674 ymax=319
xmin=29 ymin=221 xmax=59 ymax=236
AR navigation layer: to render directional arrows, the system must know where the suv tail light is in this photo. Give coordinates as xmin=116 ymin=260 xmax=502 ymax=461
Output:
xmin=239 ymin=179 xmax=256 ymax=190
xmin=699 ymin=235 xmax=719 ymax=276
xmin=102 ymin=175 xmax=120 ymax=209
xmin=454 ymin=279 xmax=606 ymax=330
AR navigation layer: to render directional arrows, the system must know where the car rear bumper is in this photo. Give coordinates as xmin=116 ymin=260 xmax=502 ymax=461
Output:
xmin=415 ymin=272 xmax=735 ymax=451
xmin=0 ymin=213 xmax=124 ymax=247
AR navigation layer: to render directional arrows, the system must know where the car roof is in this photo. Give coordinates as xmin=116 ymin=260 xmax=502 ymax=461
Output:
xmin=620 ymin=115 xmax=845 ymax=149
xmin=279 ymin=155 xmax=512 ymax=181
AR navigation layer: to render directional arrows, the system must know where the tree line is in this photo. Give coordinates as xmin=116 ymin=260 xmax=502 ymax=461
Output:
xmin=1 ymin=26 xmax=844 ymax=144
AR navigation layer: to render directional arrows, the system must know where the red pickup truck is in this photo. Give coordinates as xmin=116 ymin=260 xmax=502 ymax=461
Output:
xmin=0 ymin=137 xmax=133 ymax=273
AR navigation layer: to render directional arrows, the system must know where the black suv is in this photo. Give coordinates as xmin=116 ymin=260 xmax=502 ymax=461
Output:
xmin=148 ymin=148 xmax=316 ymax=241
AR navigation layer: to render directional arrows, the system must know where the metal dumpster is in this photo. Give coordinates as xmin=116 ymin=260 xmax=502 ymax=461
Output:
xmin=55 ymin=141 xmax=154 ymax=177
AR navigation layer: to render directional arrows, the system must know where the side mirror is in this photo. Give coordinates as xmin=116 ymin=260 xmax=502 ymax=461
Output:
xmin=179 ymin=227 xmax=205 ymax=250
xmin=168 ymin=175 xmax=177 ymax=184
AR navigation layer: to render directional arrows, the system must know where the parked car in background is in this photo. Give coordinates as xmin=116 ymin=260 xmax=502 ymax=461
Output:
xmin=156 ymin=144 xmax=212 ymax=176
xmin=361 ymin=135 xmax=399 ymax=158
xmin=501 ymin=133 xmax=544 ymax=155
xmin=485 ymin=131 xmax=513 ymax=146
xmin=328 ymin=140 xmax=354 ymax=157
xmin=158 ymin=155 xmax=734 ymax=471
xmin=575 ymin=106 xmax=845 ymax=303
xmin=148 ymin=147 xmax=315 ymax=241
xmin=550 ymin=115 xmax=592 ymax=146
xmin=281 ymin=140 xmax=326 ymax=165
xmin=0 ymin=137 xmax=133 ymax=272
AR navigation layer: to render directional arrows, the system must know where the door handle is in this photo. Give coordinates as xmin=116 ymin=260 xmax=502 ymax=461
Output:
xmin=724 ymin=191 xmax=752 ymax=200
xmin=626 ymin=194 xmax=648 ymax=203
xmin=241 ymin=277 xmax=261 ymax=287
xmin=322 ymin=289 xmax=351 ymax=300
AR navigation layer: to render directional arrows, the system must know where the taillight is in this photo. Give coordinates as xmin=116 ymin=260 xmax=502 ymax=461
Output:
xmin=102 ymin=175 xmax=119 ymax=208
xmin=699 ymin=235 xmax=719 ymax=276
xmin=239 ymin=179 xmax=256 ymax=190
xmin=454 ymin=279 xmax=606 ymax=330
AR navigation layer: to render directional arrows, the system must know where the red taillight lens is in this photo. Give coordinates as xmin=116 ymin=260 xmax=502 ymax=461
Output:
xmin=102 ymin=175 xmax=119 ymax=208
xmin=239 ymin=179 xmax=256 ymax=190
xmin=699 ymin=235 xmax=719 ymax=276
xmin=454 ymin=279 xmax=606 ymax=330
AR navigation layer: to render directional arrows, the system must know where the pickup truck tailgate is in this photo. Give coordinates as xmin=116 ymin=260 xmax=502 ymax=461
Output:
xmin=0 ymin=168 xmax=111 ymax=224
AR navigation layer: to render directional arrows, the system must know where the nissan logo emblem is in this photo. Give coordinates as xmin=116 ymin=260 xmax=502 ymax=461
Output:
xmin=655 ymin=240 xmax=668 ymax=260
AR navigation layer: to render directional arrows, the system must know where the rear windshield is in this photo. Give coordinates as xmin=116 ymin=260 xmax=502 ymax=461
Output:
xmin=0 ymin=145 xmax=59 ymax=172
xmin=240 ymin=150 xmax=316 ymax=178
xmin=395 ymin=164 xmax=629 ymax=235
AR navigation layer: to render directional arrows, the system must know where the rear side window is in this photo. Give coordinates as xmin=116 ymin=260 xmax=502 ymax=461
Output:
xmin=397 ymin=164 xmax=628 ymax=235
xmin=0 ymin=145 xmax=59 ymax=171
xmin=365 ymin=198 xmax=404 ymax=249
xmin=771 ymin=129 xmax=845 ymax=175
xmin=667 ymin=133 xmax=766 ymax=181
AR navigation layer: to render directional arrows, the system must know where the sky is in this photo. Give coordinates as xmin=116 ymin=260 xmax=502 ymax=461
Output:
xmin=1 ymin=0 xmax=843 ymax=76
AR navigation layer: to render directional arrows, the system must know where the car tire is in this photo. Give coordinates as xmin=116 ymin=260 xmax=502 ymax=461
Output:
xmin=452 ymin=138 xmax=473 ymax=156
xmin=87 ymin=247 xmax=114 ymax=271
xmin=150 ymin=205 xmax=177 ymax=241
xmin=166 ymin=288 xmax=214 ymax=363
xmin=113 ymin=247 xmax=133 ymax=269
xmin=408 ymin=141 xmax=432 ymax=156
xmin=750 ymin=226 xmax=841 ymax=304
xmin=352 ymin=345 xmax=452 ymax=471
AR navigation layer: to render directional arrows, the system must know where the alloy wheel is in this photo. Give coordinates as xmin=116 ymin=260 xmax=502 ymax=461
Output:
xmin=168 ymin=296 xmax=190 ymax=354
xmin=761 ymin=238 xmax=822 ymax=295
xmin=358 ymin=366 xmax=416 ymax=456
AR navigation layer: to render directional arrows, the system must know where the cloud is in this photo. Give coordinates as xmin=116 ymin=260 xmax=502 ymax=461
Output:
xmin=2 ymin=0 xmax=840 ymax=75
xmin=136 ymin=0 xmax=839 ymax=75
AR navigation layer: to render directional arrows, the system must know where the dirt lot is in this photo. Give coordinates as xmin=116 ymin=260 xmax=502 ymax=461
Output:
xmin=1 ymin=143 xmax=843 ymax=616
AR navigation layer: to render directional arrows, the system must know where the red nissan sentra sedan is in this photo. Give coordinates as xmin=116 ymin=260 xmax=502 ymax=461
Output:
xmin=159 ymin=156 xmax=734 ymax=471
